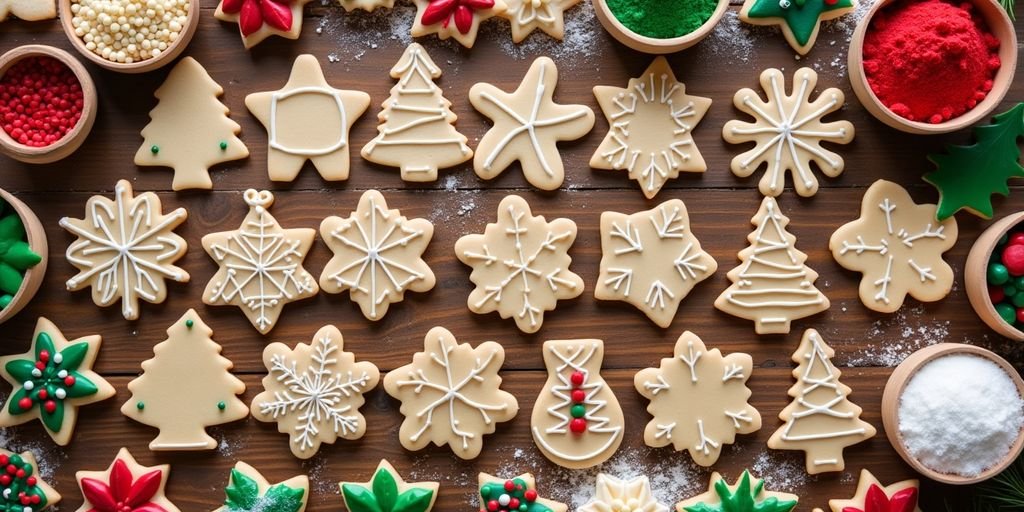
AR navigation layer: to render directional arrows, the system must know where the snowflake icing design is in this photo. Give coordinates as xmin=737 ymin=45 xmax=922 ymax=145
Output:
xmin=60 ymin=180 xmax=189 ymax=320
xmin=723 ymin=67 xmax=854 ymax=198
xmin=202 ymin=189 xmax=319 ymax=334
xmin=578 ymin=474 xmax=669 ymax=512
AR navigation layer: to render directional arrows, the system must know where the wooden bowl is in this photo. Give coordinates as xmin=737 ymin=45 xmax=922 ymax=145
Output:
xmin=881 ymin=343 xmax=1024 ymax=484
xmin=0 ymin=188 xmax=48 ymax=325
xmin=848 ymin=0 xmax=1017 ymax=134
xmin=0 ymin=45 xmax=97 ymax=164
xmin=58 ymin=0 xmax=199 ymax=73
xmin=966 ymin=211 xmax=1024 ymax=341
xmin=592 ymin=0 xmax=729 ymax=54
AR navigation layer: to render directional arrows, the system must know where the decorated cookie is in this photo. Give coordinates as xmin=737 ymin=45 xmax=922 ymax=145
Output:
xmin=532 ymin=339 xmax=623 ymax=468
xmin=384 ymin=326 xmax=518 ymax=459
xmin=0 ymin=317 xmax=114 ymax=445
xmin=361 ymin=43 xmax=472 ymax=182
xmin=0 ymin=0 xmax=54 ymax=20
xmin=0 ymin=450 xmax=59 ymax=511
xmin=768 ymin=329 xmax=876 ymax=474
xmin=215 ymin=0 xmax=312 ymax=48
xmin=214 ymin=462 xmax=309 ymax=512
xmin=60 ymin=180 xmax=188 ymax=321
xmin=478 ymin=473 xmax=567 ymax=512
xmin=499 ymin=0 xmax=579 ymax=42
xmin=319 ymin=190 xmax=435 ymax=321
xmin=595 ymin=199 xmax=717 ymax=327
xmin=470 ymin=57 xmax=595 ymax=191
xmin=250 ymin=325 xmax=380 ymax=459
xmin=591 ymin=57 xmax=712 ymax=199
xmin=246 ymin=55 xmax=370 ymax=183
xmin=202 ymin=189 xmax=319 ymax=334
xmin=830 ymin=180 xmax=958 ymax=313
xmin=635 ymin=331 xmax=761 ymax=467
xmin=134 ymin=57 xmax=249 ymax=191
xmin=677 ymin=471 xmax=797 ymax=512
xmin=411 ymin=0 xmax=506 ymax=48
xmin=579 ymin=474 xmax=668 ymax=512
xmin=121 ymin=310 xmax=249 ymax=451
xmin=826 ymin=469 xmax=919 ymax=512
xmin=75 ymin=447 xmax=179 ymax=512
xmin=739 ymin=0 xmax=854 ymax=55
xmin=723 ymin=67 xmax=854 ymax=197
xmin=455 ymin=195 xmax=583 ymax=333
xmin=341 ymin=460 xmax=438 ymax=512
xmin=714 ymin=196 xmax=829 ymax=334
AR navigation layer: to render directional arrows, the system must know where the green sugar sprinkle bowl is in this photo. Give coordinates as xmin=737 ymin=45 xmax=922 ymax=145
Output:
xmin=593 ymin=0 xmax=729 ymax=53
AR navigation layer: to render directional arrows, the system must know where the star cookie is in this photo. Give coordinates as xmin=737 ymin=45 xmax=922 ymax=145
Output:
xmin=499 ymin=0 xmax=580 ymax=42
xmin=0 ymin=450 xmax=60 ymax=511
xmin=411 ymin=0 xmax=507 ymax=48
xmin=676 ymin=471 xmax=797 ymax=512
xmin=579 ymin=474 xmax=668 ymax=512
xmin=739 ymin=0 xmax=855 ymax=55
xmin=75 ymin=447 xmax=179 ymax=512
xmin=215 ymin=0 xmax=313 ymax=48
xmin=214 ymin=462 xmax=309 ymax=512
xmin=340 ymin=460 xmax=439 ymax=512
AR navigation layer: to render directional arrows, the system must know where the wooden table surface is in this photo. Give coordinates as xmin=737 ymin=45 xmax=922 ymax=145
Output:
xmin=1 ymin=1 xmax=1022 ymax=509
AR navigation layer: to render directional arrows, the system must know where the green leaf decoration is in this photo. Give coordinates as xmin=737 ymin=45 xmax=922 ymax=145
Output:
xmin=59 ymin=342 xmax=89 ymax=371
xmin=63 ymin=372 xmax=99 ymax=398
xmin=342 ymin=484 xmax=385 ymax=512
xmin=372 ymin=467 xmax=399 ymax=511
xmin=40 ymin=399 xmax=64 ymax=433
xmin=924 ymin=103 xmax=1024 ymax=220
xmin=34 ymin=332 xmax=55 ymax=361
xmin=224 ymin=468 xmax=260 ymax=510
xmin=259 ymin=483 xmax=306 ymax=512
xmin=5 ymin=359 xmax=36 ymax=383
xmin=7 ymin=388 xmax=29 ymax=414
xmin=683 ymin=472 xmax=797 ymax=512
xmin=393 ymin=488 xmax=434 ymax=512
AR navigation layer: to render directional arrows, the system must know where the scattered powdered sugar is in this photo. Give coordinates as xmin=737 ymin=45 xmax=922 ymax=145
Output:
xmin=487 ymin=2 xmax=600 ymax=66
xmin=700 ymin=11 xmax=755 ymax=65
xmin=314 ymin=2 xmax=420 ymax=66
xmin=303 ymin=454 xmax=338 ymax=495
xmin=841 ymin=304 xmax=950 ymax=367
xmin=0 ymin=427 xmax=64 ymax=482
xmin=749 ymin=450 xmax=813 ymax=492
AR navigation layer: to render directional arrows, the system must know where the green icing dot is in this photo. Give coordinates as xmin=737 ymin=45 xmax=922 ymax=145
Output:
xmin=219 ymin=141 xmax=228 ymax=150
xmin=218 ymin=401 xmax=226 ymax=411
xmin=570 ymin=404 xmax=586 ymax=418
xmin=185 ymin=319 xmax=194 ymax=329
xmin=136 ymin=401 xmax=144 ymax=410
xmin=150 ymin=145 xmax=159 ymax=154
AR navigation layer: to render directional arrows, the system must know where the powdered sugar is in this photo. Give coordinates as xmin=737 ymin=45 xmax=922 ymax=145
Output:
xmin=749 ymin=450 xmax=813 ymax=492
xmin=0 ymin=427 xmax=64 ymax=482
xmin=841 ymin=304 xmax=950 ymax=367
xmin=486 ymin=1 xmax=600 ymax=66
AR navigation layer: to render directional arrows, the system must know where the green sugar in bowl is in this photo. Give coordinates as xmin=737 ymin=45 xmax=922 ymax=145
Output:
xmin=593 ymin=0 xmax=729 ymax=53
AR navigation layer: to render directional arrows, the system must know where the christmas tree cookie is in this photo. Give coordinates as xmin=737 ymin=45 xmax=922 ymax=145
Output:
xmin=825 ymin=469 xmax=919 ymax=512
xmin=739 ymin=0 xmax=854 ymax=55
xmin=134 ymin=57 xmax=249 ymax=191
xmin=121 ymin=310 xmax=249 ymax=451
xmin=579 ymin=474 xmax=668 ymax=512
xmin=246 ymin=55 xmax=370 ymax=183
xmin=499 ymin=0 xmax=579 ymax=42
xmin=361 ymin=43 xmax=472 ymax=182
xmin=250 ymin=325 xmax=380 ymax=459
xmin=75 ymin=447 xmax=179 ymax=512
xmin=0 ymin=450 xmax=59 ymax=511
xmin=478 ymin=473 xmax=567 ymax=512
xmin=411 ymin=0 xmax=506 ymax=48
xmin=768 ymin=329 xmax=876 ymax=474
xmin=215 ymin=0 xmax=313 ymax=48
xmin=340 ymin=460 xmax=439 ymax=512
xmin=0 ymin=317 xmax=114 ymax=445
xmin=0 ymin=0 xmax=55 ymax=20
xmin=676 ymin=471 xmax=797 ymax=512
xmin=214 ymin=462 xmax=309 ymax=512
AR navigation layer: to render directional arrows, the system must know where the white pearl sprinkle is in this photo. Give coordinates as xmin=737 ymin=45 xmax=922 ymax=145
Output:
xmin=498 ymin=494 xmax=511 ymax=506
xmin=31 ymin=369 xmax=41 ymax=378
xmin=57 ymin=370 xmax=68 ymax=379
xmin=53 ymin=353 xmax=63 ymax=364
xmin=22 ymin=381 xmax=33 ymax=390
xmin=69 ymin=0 xmax=188 ymax=63
xmin=55 ymin=389 xmax=67 ymax=399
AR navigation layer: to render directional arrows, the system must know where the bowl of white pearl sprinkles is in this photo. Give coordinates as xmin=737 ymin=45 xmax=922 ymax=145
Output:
xmin=882 ymin=343 xmax=1024 ymax=485
xmin=59 ymin=0 xmax=198 ymax=73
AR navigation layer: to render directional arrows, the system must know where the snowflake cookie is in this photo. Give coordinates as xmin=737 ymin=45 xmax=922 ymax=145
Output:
xmin=61 ymin=179 xmax=189 ymax=321
xmin=478 ymin=473 xmax=567 ymax=512
xmin=595 ymin=199 xmax=717 ymax=327
xmin=214 ymin=462 xmax=309 ymax=512
xmin=250 ymin=325 xmax=380 ymax=459
xmin=829 ymin=180 xmax=958 ymax=313
xmin=75 ymin=447 xmax=179 ymax=512
xmin=635 ymin=331 xmax=761 ymax=467
xmin=384 ymin=326 xmax=518 ymax=459
xmin=411 ymin=0 xmax=506 ymax=47
xmin=341 ymin=460 xmax=439 ymax=512
xmin=677 ymin=471 xmax=797 ymax=512
xmin=202 ymin=189 xmax=319 ymax=334
xmin=455 ymin=195 xmax=583 ymax=333
xmin=824 ymin=469 xmax=919 ymax=512
xmin=0 ymin=317 xmax=115 ymax=445
xmin=215 ymin=0 xmax=313 ymax=48
xmin=723 ymin=67 xmax=854 ymax=198
xmin=470 ymin=57 xmax=595 ymax=191
xmin=578 ymin=474 xmax=668 ymax=512
xmin=498 ymin=0 xmax=580 ymax=42
xmin=0 ymin=450 xmax=60 ymax=512
xmin=592 ymin=57 xmax=712 ymax=199
xmin=319 ymin=190 xmax=435 ymax=321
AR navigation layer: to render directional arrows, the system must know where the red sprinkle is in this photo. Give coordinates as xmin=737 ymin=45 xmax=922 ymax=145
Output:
xmin=570 ymin=371 xmax=585 ymax=386
xmin=570 ymin=417 xmax=587 ymax=434
xmin=1009 ymin=233 xmax=1024 ymax=246
xmin=1003 ymin=245 xmax=1024 ymax=276
xmin=0 ymin=56 xmax=83 ymax=148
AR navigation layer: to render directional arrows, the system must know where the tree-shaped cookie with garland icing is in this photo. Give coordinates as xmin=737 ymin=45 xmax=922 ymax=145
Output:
xmin=478 ymin=473 xmax=567 ymax=512
xmin=578 ymin=474 xmax=669 ymax=512
xmin=739 ymin=0 xmax=854 ymax=55
xmin=340 ymin=459 xmax=439 ymax=512
xmin=75 ymin=447 xmax=179 ymax=512
xmin=676 ymin=470 xmax=797 ymax=512
xmin=0 ymin=450 xmax=59 ymax=512
xmin=824 ymin=469 xmax=920 ymax=512
xmin=213 ymin=462 xmax=309 ymax=512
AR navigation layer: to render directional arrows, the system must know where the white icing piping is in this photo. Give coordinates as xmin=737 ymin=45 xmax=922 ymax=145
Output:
xmin=270 ymin=86 xmax=349 ymax=156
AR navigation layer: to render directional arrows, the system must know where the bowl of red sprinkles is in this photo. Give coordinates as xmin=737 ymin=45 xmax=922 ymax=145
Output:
xmin=0 ymin=45 xmax=97 ymax=164
xmin=849 ymin=0 xmax=1016 ymax=134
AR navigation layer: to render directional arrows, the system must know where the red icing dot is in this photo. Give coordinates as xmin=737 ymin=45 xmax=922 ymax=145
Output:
xmin=0 ymin=455 xmax=7 ymax=465
xmin=14 ymin=469 xmax=24 ymax=479
xmin=487 ymin=499 xmax=499 ymax=511
xmin=570 ymin=371 xmax=585 ymax=386
xmin=44 ymin=400 xmax=56 ymax=413
xmin=504 ymin=480 xmax=515 ymax=492
xmin=570 ymin=418 xmax=587 ymax=434
xmin=64 ymin=375 xmax=75 ymax=386
xmin=5 ymin=464 xmax=16 ymax=474
xmin=38 ymin=350 xmax=49 ymax=362
xmin=30 ymin=495 xmax=40 ymax=504
xmin=26 ymin=476 xmax=35 ymax=486
xmin=1003 ymin=245 xmax=1024 ymax=276
xmin=525 ymin=490 xmax=537 ymax=502
xmin=571 ymin=389 xmax=586 ymax=403
xmin=37 ymin=389 xmax=47 ymax=400
xmin=34 ymin=361 xmax=44 ymax=370
xmin=17 ymin=397 xmax=32 ymax=410
xmin=509 ymin=498 xmax=520 ymax=509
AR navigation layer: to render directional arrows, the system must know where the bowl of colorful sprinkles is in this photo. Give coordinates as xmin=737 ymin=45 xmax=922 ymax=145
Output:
xmin=0 ymin=45 xmax=97 ymax=164
xmin=966 ymin=211 xmax=1024 ymax=342
xmin=0 ymin=188 xmax=47 ymax=326
xmin=592 ymin=0 xmax=729 ymax=53
xmin=59 ymin=0 xmax=199 ymax=73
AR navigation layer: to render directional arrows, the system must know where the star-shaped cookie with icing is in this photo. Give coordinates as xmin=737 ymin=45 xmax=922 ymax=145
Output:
xmin=499 ymin=0 xmax=581 ymax=42
xmin=739 ymin=0 xmax=854 ymax=55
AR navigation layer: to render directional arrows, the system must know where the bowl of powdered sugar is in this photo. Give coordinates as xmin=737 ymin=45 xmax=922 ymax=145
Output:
xmin=882 ymin=343 xmax=1024 ymax=484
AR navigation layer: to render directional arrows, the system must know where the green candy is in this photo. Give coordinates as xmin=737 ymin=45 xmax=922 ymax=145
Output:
xmin=997 ymin=303 xmax=1017 ymax=324
xmin=0 ymin=294 xmax=11 ymax=309
xmin=989 ymin=263 xmax=1011 ymax=285
xmin=570 ymin=404 xmax=586 ymax=418
xmin=1005 ymin=284 xmax=1018 ymax=297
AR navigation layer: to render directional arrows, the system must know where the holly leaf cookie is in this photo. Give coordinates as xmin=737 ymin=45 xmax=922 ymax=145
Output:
xmin=579 ymin=474 xmax=668 ymax=512
xmin=677 ymin=470 xmax=797 ymax=512
xmin=411 ymin=0 xmax=507 ymax=48
xmin=215 ymin=0 xmax=313 ymax=48
xmin=825 ymin=469 xmax=920 ymax=512
xmin=739 ymin=0 xmax=854 ymax=55
xmin=75 ymin=447 xmax=179 ymax=512
xmin=0 ymin=450 xmax=59 ymax=512
xmin=0 ymin=317 xmax=114 ymax=445
xmin=478 ymin=473 xmax=567 ymax=512
xmin=0 ymin=0 xmax=54 ymax=20
xmin=498 ymin=0 xmax=580 ymax=42
xmin=340 ymin=459 xmax=439 ymax=512
xmin=214 ymin=462 xmax=309 ymax=512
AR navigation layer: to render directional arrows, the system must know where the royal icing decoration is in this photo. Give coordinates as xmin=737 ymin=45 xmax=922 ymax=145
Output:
xmin=830 ymin=180 xmax=958 ymax=313
xmin=739 ymin=0 xmax=854 ymax=55
xmin=411 ymin=0 xmax=506 ymax=48
xmin=121 ymin=310 xmax=249 ymax=451
xmin=75 ymin=447 xmax=179 ymax=512
xmin=134 ymin=57 xmax=249 ymax=191
xmin=214 ymin=462 xmax=309 ymax=512
xmin=595 ymin=199 xmax=717 ymax=328
xmin=0 ymin=450 xmax=59 ymax=512
xmin=578 ymin=474 xmax=668 ymax=512
xmin=250 ymin=325 xmax=380 ymax=459
xmin=825 ymin=469 xmax=920 ymax=512
xmin=591 ymin=57 xmax=712 ymax=199
xmin=635 ymin=331 xmax=762 ymax=467
xmin=246 ymin=55 xmax=370 ymax=183
xmin=723 ymin=67 xmax=854 ymax=197
xmin=469 ymin=57 xmax=595 ymax=191
xmin=202 ymin=189 xmax=319 ymax=334
xmin=319 ymin=190 xmax=435 ymax=321
xmin=0 ymin=0 xmax=54 ymax=20
xmin=60 ymin=180 xmax=188 ymax=321
xmin=340 ymin=460 xmax=438 ymax=512
xmin=478 ymin=473 xmax=567 ymax=512
xmin=215 ymin=0 xmax=311 ymax=48
xmin=361 ymin=43 xmax=472 ymax=182
xmin=384 ymin=326 xmax=519 ymax=460
xmin=767 ymin=329 xmax=876 ymax=474
xmin=0 ymin=317 xmax=114 ymax=446
xmin=531 ymin=339 xmax=624 ymax=469
xmin=677 ymin=471 xmax=797 ymax=512
xmin=499 ymin=0 xmax=579 ymax=42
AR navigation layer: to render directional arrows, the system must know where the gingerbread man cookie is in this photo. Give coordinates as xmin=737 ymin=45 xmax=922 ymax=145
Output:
xmin=478 ymin=473 xmax=567 ymax=512
xmin=75 ymin=447 xmax=179 ymax=512
xmin=215 ymin=0 xmax=313 ymax=48
xmin=0 ymin=450 xmax=60 ymax=511
xmin=677 ymin=471 xmax=797 ymax=512
xmin=214 ymin=462 xmax=309 ymax=512
xmin=411 ymin=0 xmax=506 ymax=47
xmin=341 ymin=460 xmax=439 ymax=512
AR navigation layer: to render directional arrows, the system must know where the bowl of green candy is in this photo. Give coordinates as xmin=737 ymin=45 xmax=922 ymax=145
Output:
xmin=0 ymin=188 xmax=46 ymax=325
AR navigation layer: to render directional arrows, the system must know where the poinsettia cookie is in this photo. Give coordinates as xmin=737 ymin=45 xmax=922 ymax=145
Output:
xmin=341 ymin=460 xmax=439 ymax=512
xmin=826 ymin=469 xmax=920 ymax=512
xmin=478 ymin=473 xmax=567 ymax=512
xmin=676 ymin=470 xmax=797 ymax=512
xmin=75 ymin=448 xmax=179 ymax=512
xmin=579 ymin=474 xmax=668 ymax=512
xmin=411 ymin=0 xmax=506 ymax=48
xmin=215 ymin=0 xmax=312 ymax=48
xmin=214 ymin=462 xmax=309 ymax=512
xmin=0 ymin=317 xmax=114 ymax=445
xmin=0 ymin=450 xmax=59 ymax=511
